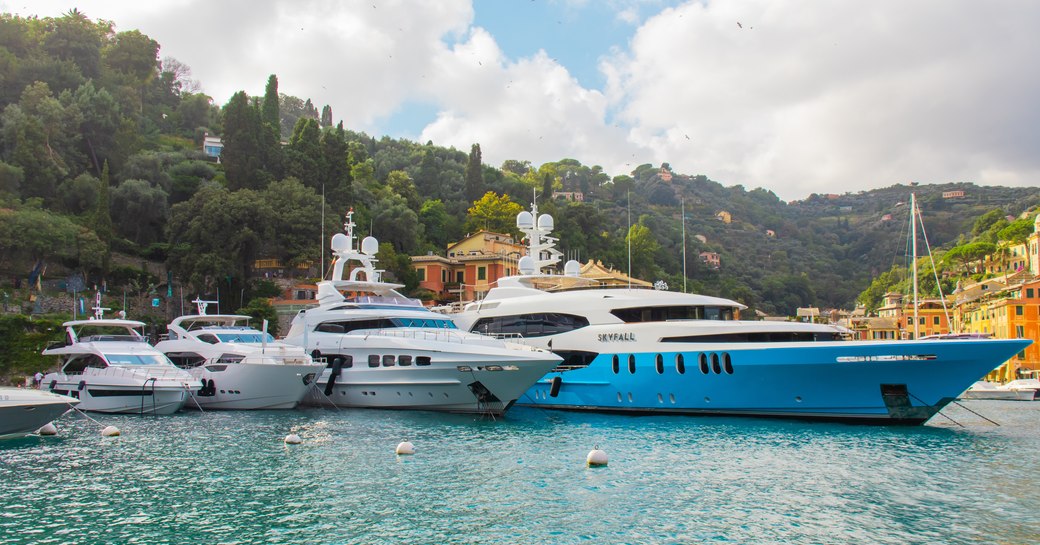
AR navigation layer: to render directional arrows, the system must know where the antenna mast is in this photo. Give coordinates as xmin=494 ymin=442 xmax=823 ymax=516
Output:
xmin=911 ymin=193 xmax=919 ymax=339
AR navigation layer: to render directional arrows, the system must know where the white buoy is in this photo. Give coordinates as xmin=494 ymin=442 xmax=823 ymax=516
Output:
xmin=586 ymin=448 xmax=608 ymax=467
xmin=396 ymin=441 xmax=416 ymax=455
xmin=37 ymin=422 xmax=58 ymax=436
xmin=284 ymin=433 xmax=303 ymax=445
xmin=101 ymin=425 xmax=120 ymax=437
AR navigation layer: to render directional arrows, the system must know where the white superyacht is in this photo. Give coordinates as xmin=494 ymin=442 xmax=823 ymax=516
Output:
xmin=281 ymin=210 xmax=561 ymax=415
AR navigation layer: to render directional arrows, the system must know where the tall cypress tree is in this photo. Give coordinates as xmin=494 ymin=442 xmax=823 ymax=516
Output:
xmin=320 ymin=104 xmax=332 ymax=127
xmin=464 ymin=143 xmax=484 ymax=203
xmin=261 ymin=75 xmax=279 ymax=132
xmin=221 ymin=91 xmax=263 ymax=190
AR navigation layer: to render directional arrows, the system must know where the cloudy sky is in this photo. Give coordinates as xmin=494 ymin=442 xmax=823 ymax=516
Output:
xmin=6 ymin=0 xmax=1038 ymax=201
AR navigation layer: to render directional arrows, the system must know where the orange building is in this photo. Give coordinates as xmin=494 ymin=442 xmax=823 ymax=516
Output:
xmin=411 ymin=231 xmax=524 ymax=303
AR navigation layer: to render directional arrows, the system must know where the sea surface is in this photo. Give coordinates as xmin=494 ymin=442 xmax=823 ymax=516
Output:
xmin=2 ymin=401 xmax=1039 ymax=545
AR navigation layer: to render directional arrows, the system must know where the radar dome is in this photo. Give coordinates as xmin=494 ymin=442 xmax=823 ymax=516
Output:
xmin=518 ymin=256 xmax=536 ymax=275
xmin=330 ymin=233 xmax=350 ymax=251
xmin=516 ymin=211 xmax=534 ymax=230
xmin=564 ymin=260 xmax=581 ymax=277
xmin=537 ymin=214 xmax=554 ymax=231
xmin=361 ymin=236 xmax=380 ymax=256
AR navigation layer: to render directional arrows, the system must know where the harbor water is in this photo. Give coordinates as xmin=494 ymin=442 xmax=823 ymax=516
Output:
xmin=2 ymin=402 xmax=1039 ymax=545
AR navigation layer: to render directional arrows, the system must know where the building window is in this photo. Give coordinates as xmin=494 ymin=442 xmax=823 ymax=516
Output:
xmin=1017 ymin=325 xmax=1025 ymax=338
xmin=417 ymin=268 xmax=426 ymax=282
xmin=442 ymin=270 xmax=447 ymax=282
xmin=456 ymin=271 xmax=464 ymax=283
xmin=478 ymin=266 xmax=487 ymax=281
xmin=1016 ymin=305 xmax=1024 ymax=316
xmin=933 ymin=317 xmax=940 ymax=325
xmin=1028 ymin=288 xmax=1035 ymax=298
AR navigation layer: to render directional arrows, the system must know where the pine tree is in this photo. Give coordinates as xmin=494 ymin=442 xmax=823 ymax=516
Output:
xmin=321 ymin=104 xmax=332 ymax=127
xmin=262 ymin=75 xmax=279 ymax=131
xmin=464 ymin=143 xmax=484 ymax=202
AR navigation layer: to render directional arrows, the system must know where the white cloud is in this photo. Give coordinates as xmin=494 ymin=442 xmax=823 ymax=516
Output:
xmin=601 ymin=0 xmax=1040 ymax=200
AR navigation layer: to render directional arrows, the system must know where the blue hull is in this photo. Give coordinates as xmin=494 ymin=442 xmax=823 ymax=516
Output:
xmin=520 ymin=339 xmax=1031 ymax=424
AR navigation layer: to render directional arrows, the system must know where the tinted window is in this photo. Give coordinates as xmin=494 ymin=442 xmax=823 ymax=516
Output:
xmin=472 ymin=313 xmax=589 ymax=338
xmin=611 ymin=305 xmax=737 ymax=323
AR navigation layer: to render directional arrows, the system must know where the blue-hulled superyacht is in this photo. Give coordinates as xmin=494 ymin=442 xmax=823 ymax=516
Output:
xmin=449 ymin=203 xmax=1031 ymax=424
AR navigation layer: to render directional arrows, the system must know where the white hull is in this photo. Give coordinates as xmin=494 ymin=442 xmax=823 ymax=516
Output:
xmin=186 ymin=362 xmax=323 ymax=410
xmin=42 ymin=369 xmax=190 ymax=415
xmin=300 ymin=335 xmax=559 ymax=415
xmin=0 ymin=388 xmax=78 ymax=439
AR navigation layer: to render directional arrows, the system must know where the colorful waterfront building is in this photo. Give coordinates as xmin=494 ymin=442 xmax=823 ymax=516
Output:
xmin=953 ymin=277 xmax=1040 ymax=381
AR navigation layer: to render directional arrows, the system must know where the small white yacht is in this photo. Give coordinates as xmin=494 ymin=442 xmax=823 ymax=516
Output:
xmin=281 ymin=209 xmax=561 ymax=416
xmin=0 ymin=387 xmax=79 ymax=439
xmin=40 ymin=297 xmax=194 ymax=415
xmin=154 ymin=299 xmax=324 ymax=410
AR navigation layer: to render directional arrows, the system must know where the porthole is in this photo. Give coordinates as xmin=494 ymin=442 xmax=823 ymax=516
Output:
xmin=612 ymin=355 xmax=620 ymax=374
xmin=617 ymin=392 xmax=622 ymax=402
xmin=675 ymin=353 xmax=685 ymax=374
xmin=699 ymin=353 xmax=709 ymax=374
xmin=628 ymin=354 xmax=636 ymax=374
xmin=382 ymin=355 xmax=395 ymax=367
xmin=655 ymin=354 xmax=664 ymax=374
xmin=711 ymin=353 xmax=721 ymax=374
xmin=627 ymin=392 xmax=633 ymax=402
xmin=723 ymin=353 xmax=733 ymax=374
xmin=669 ymin=394 xmax=676 ymax=404
xmin=368 ymin=354 xmax=380 ymax=368
xmin=657 ymin=393 xmax=663 ymax=403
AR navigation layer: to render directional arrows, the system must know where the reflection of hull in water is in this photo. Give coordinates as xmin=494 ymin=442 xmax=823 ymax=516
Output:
xmin=43 ymin=370 xmax=190 ymax=415
xmin=186 ymin=362 xmax=323 ymax=410
xmin=0 ymin=388 xmax=78 ymax=439
xmin=519 ymin=339 xmax=1031 ymax=424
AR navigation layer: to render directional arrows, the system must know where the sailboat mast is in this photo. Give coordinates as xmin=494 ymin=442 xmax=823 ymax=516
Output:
xmin=681 ymin=197 xmax=687 ymax=293
xmin=911 ymin=193 xmax=919 ymax=339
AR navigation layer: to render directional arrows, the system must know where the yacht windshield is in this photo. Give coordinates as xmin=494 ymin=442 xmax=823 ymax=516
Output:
xmin=104 ymin=353 xmax=172 ymax=366
xmin=391 ymin=317 xmax=457 ymax=329
xmin=214 ymin=332 xmax=275 ymax=343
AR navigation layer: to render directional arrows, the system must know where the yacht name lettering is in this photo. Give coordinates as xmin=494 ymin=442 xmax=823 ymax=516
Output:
xmin=598 ymin=332 xmax=636 ymax=342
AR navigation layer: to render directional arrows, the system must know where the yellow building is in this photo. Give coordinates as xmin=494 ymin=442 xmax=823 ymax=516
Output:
xmin=955 ymin=278 xmax=1040 ymax=382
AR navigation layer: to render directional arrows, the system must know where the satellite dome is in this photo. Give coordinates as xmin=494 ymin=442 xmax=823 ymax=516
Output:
xmin=537 ymin=214 xmax=554 ymax=231
xmin=563 ymin=260 xmax=581 ymax=277
xmin=516 ymin=211 xmax=534 ymax=229
xmin=330 ymin=233 xmax=350 ymax=251
xmin=518 ymin=256 xmax=536 ymax=275
xmin=361 ymin=236 xmax=380 ymax=256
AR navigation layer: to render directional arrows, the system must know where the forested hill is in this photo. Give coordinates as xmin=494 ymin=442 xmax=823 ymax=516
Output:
xmin=0 ymin=11 xmax=1038 ymax=318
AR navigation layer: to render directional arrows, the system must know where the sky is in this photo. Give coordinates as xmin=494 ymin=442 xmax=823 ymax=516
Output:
xmin=4 ymin=0 xmax=1039 ymax=202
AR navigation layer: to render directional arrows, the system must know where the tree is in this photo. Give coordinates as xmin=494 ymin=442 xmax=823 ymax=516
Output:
xmin=66 ymin=80 xmax=120 ymax=177
xmin=220 ymin=91 xmax=264 ymax=190
xmin=285 ymin=117 xmax=323 ymax=187
xmin=42 ymin=10 xmax=109 ymax=81
xmin=465 ymin=191 xmax=522 ymax=236
xmin=464 ymin=143 xmax=484 ymax=202
xmin=110 ymin=178 xmax=168 ymax=245
xmin=387 ymin=170 xmax=420 ymax=211
xmin=320 ymin=104 xmax=332 ymax=127
xmin=261 ymin=75 xmax=279 ymax=131
xmin=261 ymin=178 xmax=327 ymax=268
xmin=236 ymin=298 xmax=280 ymax=337
xmin=625 ymin=221 xmax=660 ymax=280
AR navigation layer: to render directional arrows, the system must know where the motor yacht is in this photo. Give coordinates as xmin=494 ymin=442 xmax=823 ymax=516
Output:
xmin=448 ymin=202 xmax=1032 ymax=425
xmin=40 ymin=297 xmax=193 ymax=415
xmin=154 ymin=299 xmax=324 ymax=410
xmin=281 ymin=210 xmax=561 ymax=416
xmin=0 ymin=387 xmax=78 ymax=439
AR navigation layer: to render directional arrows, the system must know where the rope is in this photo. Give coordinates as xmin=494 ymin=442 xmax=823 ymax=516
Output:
xmin=69 ymin=403 xmax=110 ymax=429
xmin=308 ymin=382 xmax=342 ymax=410
xmin=185 ymin=385 xmax=205 ymax=412
xmin=948 ymin=399 xmax=1001 ymax=426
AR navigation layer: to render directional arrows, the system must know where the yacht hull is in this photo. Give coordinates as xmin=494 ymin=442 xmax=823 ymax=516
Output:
xmin=186 ymin=362 xmax=324 ymax=410
xmin=519 ymin=339 xmax=1031 ymax=424
xmin=0 ymin=389 xmax=78 ymax=438
xmin=302 ymin=346 xmax=559 ymax=415
xmin=43 ymin=373 xmax=189 ymax=415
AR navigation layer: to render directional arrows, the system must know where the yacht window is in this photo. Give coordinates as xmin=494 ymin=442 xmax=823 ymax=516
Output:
xmin=216 ymin=354 xmax=246 ymax=364
xmin=628 ymin=354 xmax=636 ymax=374
xmin=416 ymin=356 xmax=432 ymax=366
xmin=368 ymin=355 xmax=380 ymax=368
xmin=723 ymin=353 xmax=734 ymax=374
xmin=216 ymin=332 xmax=275 ymax=343
xmin=63 ymin=355 xmax=106 ymax=374
xmin=655 ymin=354 xmax=664 ymax=374
xmin=382 ymin=355 xmax=396 ymax=367
xmin=167 ymin=352 xmax=206 ymax=369
xmin=610 ymin=305 xmax=737 ymax=323
xmin=675 ymin=354 xmax=686 ymax=374
xmin=317 ymin=318 xmax=397 ymax=334
xmin=611 ymin=355 xmax=619 ymax=374
xmin=711 ymin=353 xmax=721 ymax=374
xmin=197 ymin=334 xmax=220 ymax=344
xmin=105 ymin=354 xmax=170 ymax=366
xmin=399 ymin=355 xmax=413 ymax=366
xmin=699 ymin=353 xmax=709 ymax=374
xmin=471 ymin=313 xmax=589 ymax=338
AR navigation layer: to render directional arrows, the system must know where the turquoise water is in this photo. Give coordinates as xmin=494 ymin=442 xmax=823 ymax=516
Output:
xmin=2 ymin=402 xmax=1039 ymax=545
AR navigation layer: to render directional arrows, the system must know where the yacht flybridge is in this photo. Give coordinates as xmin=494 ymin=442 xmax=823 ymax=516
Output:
xmin=281 ymin=209 xmax=561 ymax=416
xmin=154 ymin=298 xmax=324 ymax=410
xmin=448 ymin=202 xmax=1032 ymax=425
xmin=40 ymin=295 xmax=193 ymax=415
